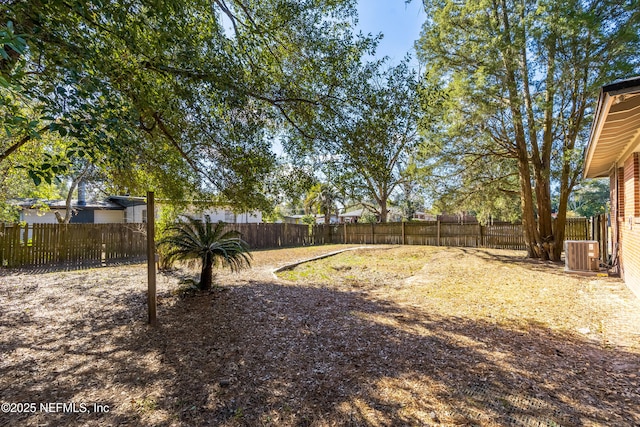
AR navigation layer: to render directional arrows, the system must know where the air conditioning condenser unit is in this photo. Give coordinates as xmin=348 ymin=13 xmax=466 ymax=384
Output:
xmin=564 ymin=240 xmax=599 ymax=272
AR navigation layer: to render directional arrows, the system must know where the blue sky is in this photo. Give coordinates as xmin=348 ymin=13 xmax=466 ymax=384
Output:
xmin=356 ymin=1 xmax=426 ymax=65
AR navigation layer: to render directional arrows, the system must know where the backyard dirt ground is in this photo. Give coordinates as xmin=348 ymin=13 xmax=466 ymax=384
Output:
xmin=1 ymin=244 xmax=639 ymax=426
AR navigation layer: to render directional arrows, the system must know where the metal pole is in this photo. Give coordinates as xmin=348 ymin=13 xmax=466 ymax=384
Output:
xmin=147 ymin=191 xmax=157 ymax=325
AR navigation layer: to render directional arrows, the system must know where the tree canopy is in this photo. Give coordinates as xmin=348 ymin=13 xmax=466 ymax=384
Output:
xmin=1 ymin=0 xmax=374 ymax=209
xmin=416 ymin=0 xmax=640 ymax=259
xmin=566 ymin=179 xmax=609 ymax=218
xmin=285 ymin=60 xmax=434 ymax=222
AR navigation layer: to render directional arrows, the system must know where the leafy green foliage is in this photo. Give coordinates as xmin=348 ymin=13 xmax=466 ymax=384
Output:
xmin=1 ymin=0 xmax=373 ymax=211
xmin=158 ymin=216 xmax=252 ymax=290
xmin=288 ymin=60 xmax=434 ymax=222
xmin=394 ymin=178 xmax=427 ymax=222
xmin=420 ymin=132 xmax=522 ymax=223
xmin=301 ymin=214 xmax=316 ymax=225
xmin=305 ymin=183 xmax=340 ymax=224
xmin=416 ymin=0 xmax=640 ymax=258
xmin=265 ymin=159 xmax=318 ymax=212
xmin=358 ymin=212 xmax=378 ymax=224
xmin=566 ymin=179 xmax=609 ymax=218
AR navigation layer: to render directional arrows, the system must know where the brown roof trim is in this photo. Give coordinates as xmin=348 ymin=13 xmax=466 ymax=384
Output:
xmin=602 ymin=76 xmax=640 ymax=95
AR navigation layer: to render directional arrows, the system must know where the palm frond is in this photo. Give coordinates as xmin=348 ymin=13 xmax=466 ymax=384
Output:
xmin=157 ymin=215 xmax=253 ymax=290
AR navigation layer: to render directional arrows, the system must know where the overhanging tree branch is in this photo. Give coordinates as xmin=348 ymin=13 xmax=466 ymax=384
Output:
xmin=0 ymin=125 xmax=50 ymax=164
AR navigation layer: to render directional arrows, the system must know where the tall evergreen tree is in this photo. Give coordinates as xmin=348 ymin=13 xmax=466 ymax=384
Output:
xmin=416 ymin=0 xmax=640 ymax=259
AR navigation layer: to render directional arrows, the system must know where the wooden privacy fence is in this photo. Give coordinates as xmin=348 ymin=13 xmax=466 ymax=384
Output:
xmin=0 ymin=223 xmax=146 ymax=268
xmin=221 ymin=223 xmax=313 ymax=249
xmin=310 ymin=217 xmax=593 ymax=250
xmin=312 ymin=221 xmax=523 ymax=248
xmin=1 ymin=218 xmax=598 ymax=268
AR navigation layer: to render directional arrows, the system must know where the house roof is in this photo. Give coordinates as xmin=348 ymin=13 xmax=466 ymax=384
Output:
xmin=107 ymin=195 xmax=147 ymax=207
xmin=284 ymin=215 xmax=306 ymax=219
xmin=284 ymin=214 xmax=331 ymax=219
xmin=339 ymin=209 xmax=365 ymax=217
xmin=16 ymin=198 xmax=125 ymax=211
xmin=583 ymin=76 xmax=640 ymax=178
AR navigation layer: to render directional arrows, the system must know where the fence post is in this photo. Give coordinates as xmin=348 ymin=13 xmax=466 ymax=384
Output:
xmin=371 ymin=223 xmax=375 ymax=244
xmin=147 ymin=191 xmax=157 ymax=325
xmin=437 ymin=220 xmax=441 ymax=246
xmin=402 ymin=221 xmax=406 ymax=245
xmin=344 ymin=222 xmax=347 ymax=244
xmin=20 ymin=223 xmax=27 ymax=266
xmin=283 ymin=222 xmax=288 ymax=247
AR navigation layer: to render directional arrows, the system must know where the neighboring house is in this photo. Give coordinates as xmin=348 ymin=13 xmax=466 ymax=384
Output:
xmin=583 ymin=76 xmax=640 ymax=298
xmin=317 ymin=214 xmax=338 ymax=225
xmin=283 ymin=214 xmax=337 ymax=224
xmin=283 ymin=214 xmax=306 ymax=224
xmin=16 ymin=195 xmax=262 ymax=225
xmin=387 ymin=207 xmax=403 ymax=223
xmin=18 ymin=199 xmax=130 ymax=224
xmin=339 ymin=208 xmax=366 ymax=223
xmin=188 ymin=207 xmax=262 ymax=224
xmin=412 ymin=211 xmax=437 ymax=221
xmin=106 ymin=196 xmax=148 ymax=223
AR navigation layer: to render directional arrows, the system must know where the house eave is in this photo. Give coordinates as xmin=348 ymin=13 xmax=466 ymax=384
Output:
xmin=584 ymin=77 xmax=640 ymax=179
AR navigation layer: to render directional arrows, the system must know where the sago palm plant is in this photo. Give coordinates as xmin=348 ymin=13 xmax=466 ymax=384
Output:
xmin=158 ymin=215 xmax=252 ymax=290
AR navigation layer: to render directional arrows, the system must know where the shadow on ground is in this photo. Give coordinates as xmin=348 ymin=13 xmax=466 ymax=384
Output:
xmin=1 ymin=278 xmax=639 ymax=426
xmin=0 ymin=257 xmax=146 ymax=276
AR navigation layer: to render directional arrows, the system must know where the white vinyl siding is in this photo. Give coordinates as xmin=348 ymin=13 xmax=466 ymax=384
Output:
xmin=94 ymin=210 xmax=125 ymax=224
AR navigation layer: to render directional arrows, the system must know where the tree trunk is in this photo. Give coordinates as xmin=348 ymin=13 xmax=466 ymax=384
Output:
xmin=200 ymin=254 xmax=214 ymax=290
xmin=517 ymin=157 xmax=539 ymax=257
xmin=55 ymin=165 xmax=90 ymax=224
xmin=56 ymin=178 xmax=80 ymax=224
xmin=534 ymin=173 xmax=555 ymax=260
xmin=553 ymin=153 xmax=576 ymax=261
xmin=0 ymin=125 xmax=50 ymax=164
xmin=494 ymin=1 xmax=543 ymax=258
xmin=535 ymin=32 xmax=558 ymax=261
xmin=378 ymin=196 xmax=388 ymax=223
xmin=554 ymin=190 xmax=569 ymax=261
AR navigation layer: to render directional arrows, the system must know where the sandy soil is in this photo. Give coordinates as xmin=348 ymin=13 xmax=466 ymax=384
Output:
xmin=0 ymin=245 xmax=639 ymax=426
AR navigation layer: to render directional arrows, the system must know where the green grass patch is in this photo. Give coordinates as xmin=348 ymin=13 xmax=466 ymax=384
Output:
xmin=277 ymin=246 xmax=438 ymax=287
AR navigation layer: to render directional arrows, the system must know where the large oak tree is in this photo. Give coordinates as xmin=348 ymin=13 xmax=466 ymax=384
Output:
xmin=1 ymin=0 xmax=373 ymax=209
xmin=287 ymin=60 xmax=430 ymax=223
